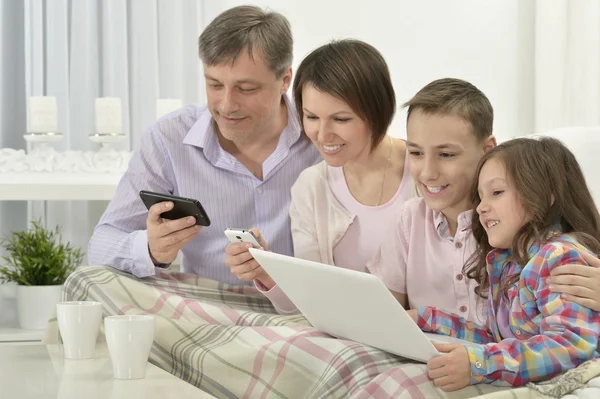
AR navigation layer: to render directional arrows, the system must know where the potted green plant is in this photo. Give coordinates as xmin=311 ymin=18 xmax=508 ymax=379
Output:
xmin=0 ymin=221 xmax=83 ymax=330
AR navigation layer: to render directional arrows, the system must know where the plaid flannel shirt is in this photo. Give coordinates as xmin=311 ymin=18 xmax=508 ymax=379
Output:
xmin=416 ymin=233 xmax=600 ymax=386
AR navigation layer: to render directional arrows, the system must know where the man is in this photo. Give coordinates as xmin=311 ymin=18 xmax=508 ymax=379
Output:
xmin=87 ymin=5 xmax=321 ymax=284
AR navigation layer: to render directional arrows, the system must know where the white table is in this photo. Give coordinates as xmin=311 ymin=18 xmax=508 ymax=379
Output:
xmin=0 ymin=343 xmax=215 ymax=398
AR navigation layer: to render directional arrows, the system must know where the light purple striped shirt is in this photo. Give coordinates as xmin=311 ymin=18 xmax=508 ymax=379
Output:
xmin=88 ymin=96 xmax=321 ymax=284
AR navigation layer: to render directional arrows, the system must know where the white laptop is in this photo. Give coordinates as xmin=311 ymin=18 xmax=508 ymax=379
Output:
xmin=249 ymin=248 xmax=476 ymax=363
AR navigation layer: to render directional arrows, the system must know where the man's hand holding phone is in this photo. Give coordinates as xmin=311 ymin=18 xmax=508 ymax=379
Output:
xmin=224 ymin=228 xmax=275 ymax=289
xmin=147 ymin=201 xmax=201 ymax=265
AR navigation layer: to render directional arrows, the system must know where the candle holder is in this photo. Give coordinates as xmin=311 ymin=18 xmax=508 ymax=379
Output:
xmin=23 ymin=132 xmax=64 ymax=153
xmin=24 ymin=132 xmax=64 ymax=143
xmin=88 ymin=133 xmax=127 ymax=150
xmin=27 ymin=96 xmax=61 ymax=151
xmin=22 ymin=132 xmax=63 ymax=171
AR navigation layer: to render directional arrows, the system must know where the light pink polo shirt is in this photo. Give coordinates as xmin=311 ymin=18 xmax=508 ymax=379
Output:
xmin=367 ymin=197 xmax=488 ymax=324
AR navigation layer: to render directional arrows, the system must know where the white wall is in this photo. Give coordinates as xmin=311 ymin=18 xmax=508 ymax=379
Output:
xmin=204 ymin=0 xmax=536 ymax=141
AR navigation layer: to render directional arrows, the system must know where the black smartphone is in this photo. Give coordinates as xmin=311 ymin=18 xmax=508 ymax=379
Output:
xmin=139 ymin=190 xmax=211 ymax=226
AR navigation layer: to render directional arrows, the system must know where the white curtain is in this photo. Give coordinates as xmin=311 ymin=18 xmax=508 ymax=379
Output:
xmin=0 ymin=0 xmax=204 ymax=259
xmin=0 ymin=1 xmax=29 ymax=244
xmin=25 ymin=0 xmax=204 ymax=151
xmin=533 ymin=0 xmax=600 ymax=133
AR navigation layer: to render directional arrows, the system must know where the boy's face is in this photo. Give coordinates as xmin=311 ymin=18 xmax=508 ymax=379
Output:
xmin=406 ymin=109 xmax=496 ymax=222
xmin=476 ymin=157 xmax=528 ymax=249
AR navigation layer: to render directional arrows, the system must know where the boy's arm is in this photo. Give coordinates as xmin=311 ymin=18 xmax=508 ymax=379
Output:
xmin=416 ymin=306 xmax=495 ymax=344
xmin=547 ymin=250 xmax=600 ymax=311
xmin=467 ymin=243 xmax=600 ymax=386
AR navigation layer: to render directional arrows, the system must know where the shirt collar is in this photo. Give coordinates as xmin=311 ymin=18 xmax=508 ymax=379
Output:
xmin=182 ymin=105 xmax=213 ymax=149
xmin=433 ymin=209 xmax=473 ymax=241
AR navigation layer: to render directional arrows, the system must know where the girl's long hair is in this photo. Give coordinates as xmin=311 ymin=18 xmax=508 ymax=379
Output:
xmin=464 ymin=137 xmax=600 ymax=297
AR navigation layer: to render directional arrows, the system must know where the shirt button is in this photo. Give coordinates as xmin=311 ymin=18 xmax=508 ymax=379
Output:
xmin=455 ymin=242 xmax=463 ymax=249
xmin=460 ymin=305 xmax=467 ymax=313
xmin=515 ymin=329 xmax=521 ymax=336
xmin=475 ymin=361 xmax=482 ymax=369
xmin=257 ymin=187 xmax=263 ymax=194
xmin=456 ymin=274 xmax=464 ymax=281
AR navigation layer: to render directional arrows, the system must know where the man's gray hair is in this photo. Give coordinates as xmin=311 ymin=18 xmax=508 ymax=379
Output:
xmin=198 ymin=5 xmax=293 ymax=77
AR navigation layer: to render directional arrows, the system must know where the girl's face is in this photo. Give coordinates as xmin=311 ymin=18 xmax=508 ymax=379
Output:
xmin=301 ymin=84 xmax=372 ymax=167
xmin=476 ymin=157 xmax=529 ymax=249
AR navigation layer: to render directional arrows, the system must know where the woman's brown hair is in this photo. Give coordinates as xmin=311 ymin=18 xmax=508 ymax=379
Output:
xmin=292 ymin=39 xmax=396 ymax=151
xmin=464 ymin=137 xmax=600 ymax=297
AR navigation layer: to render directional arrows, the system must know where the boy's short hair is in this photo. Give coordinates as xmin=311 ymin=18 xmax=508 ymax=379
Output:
xmin=198 ymin=5 xmax=293 ymax=78
xmin=403 ymin=78 xmax=493 ymax=140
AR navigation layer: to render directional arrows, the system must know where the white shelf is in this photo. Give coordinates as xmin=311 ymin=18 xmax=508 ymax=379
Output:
xmin=0 ymin=296 xmax=43 ymax=343
xmin=0 ymin=326 xmax=44 ymax=343
xmin=0 ymin=172 xmax=122 ymax=201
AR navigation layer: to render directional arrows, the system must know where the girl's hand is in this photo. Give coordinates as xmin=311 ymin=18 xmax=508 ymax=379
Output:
xmin=548 ymin=251 xmax=600 ymax=311
xmin=427 ymin=343 xmax=471 ymax=392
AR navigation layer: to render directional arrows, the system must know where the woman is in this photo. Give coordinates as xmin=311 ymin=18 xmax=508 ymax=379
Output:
xmin=225 ymin=39 xmax=414 ymax=313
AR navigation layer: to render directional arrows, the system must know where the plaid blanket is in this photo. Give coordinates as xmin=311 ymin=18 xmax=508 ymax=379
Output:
xmin=44 ymin=266 xmax=600 ymax=399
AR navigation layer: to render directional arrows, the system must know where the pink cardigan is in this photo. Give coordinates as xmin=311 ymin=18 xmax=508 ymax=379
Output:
xmin=256 ymin=161 xmax=355 ymax=313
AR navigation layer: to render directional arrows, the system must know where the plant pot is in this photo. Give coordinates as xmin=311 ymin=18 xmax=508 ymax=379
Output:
xmin=17 ymin=285 xmax=63 ymax=330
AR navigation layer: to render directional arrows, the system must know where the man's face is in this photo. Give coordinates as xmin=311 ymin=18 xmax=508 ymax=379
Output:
xmin=203 ymin=49 xmax=292 ymax=143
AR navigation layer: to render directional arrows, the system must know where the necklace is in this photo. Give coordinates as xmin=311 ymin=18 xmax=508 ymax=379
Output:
xmin=377 ymin=135 xmax=394 ymax=206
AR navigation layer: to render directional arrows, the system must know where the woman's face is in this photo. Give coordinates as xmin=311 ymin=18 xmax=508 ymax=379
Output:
xmin=301 ymin=84 xmax=372 ymax=167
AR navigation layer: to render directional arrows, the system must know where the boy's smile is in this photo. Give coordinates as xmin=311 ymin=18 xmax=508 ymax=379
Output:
xmin=422 ymin=184 xmax=449 ymax=196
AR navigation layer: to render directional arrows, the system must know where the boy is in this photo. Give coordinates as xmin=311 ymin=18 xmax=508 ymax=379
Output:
xmin=369 ymin=78 xmax=495 ymax=325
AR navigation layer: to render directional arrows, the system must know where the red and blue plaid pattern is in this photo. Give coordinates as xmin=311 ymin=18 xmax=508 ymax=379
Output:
xmin=417 ymin=233 xmax=600 ymax=386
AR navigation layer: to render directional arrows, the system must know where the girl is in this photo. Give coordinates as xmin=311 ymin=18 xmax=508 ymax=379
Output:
xmin=412 ymin=137 xmax=600 ymax=390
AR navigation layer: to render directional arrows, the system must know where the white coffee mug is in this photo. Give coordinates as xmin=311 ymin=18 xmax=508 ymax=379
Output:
xmin=56 ymin=301 xmax=103 ymax=359
xmin=104 ymin=315 xmax=155 ymax=380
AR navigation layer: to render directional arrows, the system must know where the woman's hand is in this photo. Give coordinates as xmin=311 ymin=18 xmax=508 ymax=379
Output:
xmin=225 ymin=228 xmax=275 ymax=289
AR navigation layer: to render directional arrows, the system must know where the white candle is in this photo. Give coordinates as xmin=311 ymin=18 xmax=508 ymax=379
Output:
xmin=29 ymin=96 xmax=58 ymax=132
xmin=156 ymin=98 xmax=183 ymax=119
xmin=95 ymin=97 xmax=122 ymax=134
